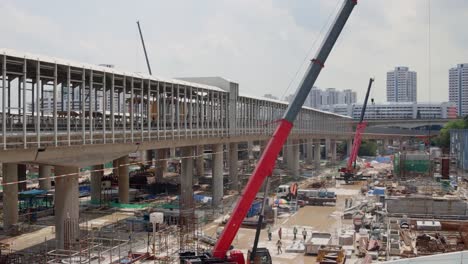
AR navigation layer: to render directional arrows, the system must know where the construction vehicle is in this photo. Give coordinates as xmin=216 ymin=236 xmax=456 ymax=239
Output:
xmin=180 ymin=0 xmax=357 ymax=263
xmin=338 ymin=77 xmax=374 ymax=184
xmin=316 ymin=245 xmax=346 ymax=264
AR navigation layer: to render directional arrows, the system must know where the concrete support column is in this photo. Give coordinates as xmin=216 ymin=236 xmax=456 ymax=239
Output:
xmin=170 ymin=147 xmax=176 ymax=158
xmin=383 ymin=138 xmax=390 ymax=154
xmin=314 ymin=140 xmax=321 ymax=168
xmin=180 ymin=147 xmax=194 ymax=210
xmin=212 ymin=144 xmax=223 ymax=209
xmin=229 ymin=142 xmax=239 ymax=191
xmin=90 ymin=164 xmax=104 ymax=204
xmin=247 ymin=141 xmax=254 ymax=159
xmin=146 ymin=149 xmax=154 ymax=166
xmin=3 ymin=163 xmax=18 ymax=232
xmin=287 ymin=140 xmax=300 ymax=177
xmin=55 ymin=165 xmax=79 ymax=249
xmin=347 ymin=139 xmax=353 ymax=157
xmin=38 ymin=165 xmax=52 ymax=190
xmin=156 ymin=149 xmax=167 ymax=179
xmin=17 ymin=164 xmax=27 ymax=191
xmin=330 ymin=139 xmax=337 ymax=163
xmin=260 ymin=140 xmax=267 ymax=156
xmin=117 ymin=155 xmax=130 ymax=204
xmin=196 ymin=146 xmax=204 ymax=182
xmin=325 ymin=138 xmax=331 ymax=161
xmin=282 ymin=144 xmax=289 ymax=164
xmin=306 ymin=140 xmax=314 ymax=164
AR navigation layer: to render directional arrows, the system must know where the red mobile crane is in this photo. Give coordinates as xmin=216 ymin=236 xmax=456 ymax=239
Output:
xmin=338 ymin=78 xmax=374 ymax=183
xmin=181 ymin=0 xmax=357 ymax=263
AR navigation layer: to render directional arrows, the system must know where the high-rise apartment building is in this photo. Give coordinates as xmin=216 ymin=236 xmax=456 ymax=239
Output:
xmin=386 ymin=66 xmax=417 ymax=102
xmin=449 ymin=63 xmax=468 ymax=116
xmin=305 ymin=87 xmax=356 ymax=109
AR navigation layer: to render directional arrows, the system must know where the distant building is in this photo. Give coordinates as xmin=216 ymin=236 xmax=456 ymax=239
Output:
xmin=308 ymin=87 xmax=322 ymax=108
xmin=343 ymin=89 xmax=357 ymax=104
xmin=449 ymin=63 xmax=468 ymax=116
xmin=451 ymin=129 xmax=468 ymax=172
xmin=387 ymin=66 xmax=417 ymax=102
xmin=321 ymin=102 xmax=457 ymax=120
xmin=305 ymin=87 xmax=356 ymax=109
xmin=284 ymin=94 xmax=294 ymax=103
xmin=263 ymin=94 xmax=278 ymax=100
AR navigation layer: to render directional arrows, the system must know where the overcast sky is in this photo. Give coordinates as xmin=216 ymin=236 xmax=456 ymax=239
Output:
xmin=1 ymin=0 xmax=467 ymax=103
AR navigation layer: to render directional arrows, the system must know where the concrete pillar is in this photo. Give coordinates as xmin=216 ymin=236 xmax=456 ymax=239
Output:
xmin=383 ymin=138 xmax=390 ymax=154
xmin=170 ymin=147 xmax=176 ymax=158
xmin=146 ymin=149 xmax=154 ymax=166
xmin=180 ymin=147 xmax=194 ymax=209
xmin=260 ymin=140 xmax=267 ymax=156
xmin=247 ymin=141 xmax=254 ymax=159
xmin=314 ymin=140 xmax=321 ymax=168
xmin=330 ymin=139 xmax=337 ymax=163
xmin=194 ymin=145 xmax=205 ymax=184
xmin=38 ymin=165 xmax=52 ymax=190
xmin=3 ymin=163 xmax=18 ymax=232
xmin=306 ymin=140 xmax=314 ymax=164
xmin=282 ymin=144 xmax=288 ymax=164
xmin=325 ymin=138 xmax=331 ymax=161
xmin=229 ymin=142 xmax=239 ymax=191
xmin=55 ymin=165 xmax=79 ymax=249
xmin=156 ymin=149 xmax=167 ymax=179
xmin=212 ymin=144 xmax=223 ymax=209
xmin=17 ymin=164 xmax=27 ymax=191
xmin=287 ymin=140 xmax=300 ymax=177
xmin=117 ymin=155 xmax=129 ymax=204
xmin=90 ymin=164 xmax=104 ymax=204
xmin=347 ymin=139 xmax=353 ymax=157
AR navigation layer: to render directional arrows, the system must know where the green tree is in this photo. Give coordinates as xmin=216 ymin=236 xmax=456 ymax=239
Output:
xmin=358 ymin=140 xmax=377 ymax=156
xmin=435 ymin=119 xmax=467 ymax=149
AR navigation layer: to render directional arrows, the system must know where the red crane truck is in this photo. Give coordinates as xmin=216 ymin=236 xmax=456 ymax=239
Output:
xmin=181 ymin=0 xmax=357 ymax=263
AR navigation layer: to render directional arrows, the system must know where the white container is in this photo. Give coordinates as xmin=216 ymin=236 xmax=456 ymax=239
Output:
xmin=150 ymin=212 xmax=164 ymax=224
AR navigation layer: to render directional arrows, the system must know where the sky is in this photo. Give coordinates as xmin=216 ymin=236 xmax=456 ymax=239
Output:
xmin=1 ymin=0 xmax=467 ymax=103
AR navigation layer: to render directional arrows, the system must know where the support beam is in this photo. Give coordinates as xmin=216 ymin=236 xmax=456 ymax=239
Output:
xmin=306 ymin=140 xmax=314 ymax=164
xmin=228 ymin=142 xmax=239 ymax=191
xmin=347 ymin=139 xmax=353 ymax=157
xmin=314 ymin=139 xmax=321 ymax=169
xmin=90 ymin=164 xmax=104 ymax=204
xmin=196 ymin=145 xmax=205 ymax=181
xmin=38 ymin=165 xmax=52 ymax=190
xmin=156 ymin=149 xmax=167 ymax=179
xmin=212 ymin=144 xmax=223 ymax=209
xmin=146 ymin=149 xmax=154 ymax=167
xmin=117 ymin=155 xmax=130 ymax=204
xmin=3 ymin=163 xmax=18 ymax=232
xmin=17 ymin=164 xmax=27 ymax=191
xmin=291 ymin=140 xmax=300 ymax=177
xmin=330 ymin=139 xmax=337 ymax=163
xmin=180 ymin=147 xmax=194 ymax=210
xmin=247 ymin=141 xmax=254 ymax=160
xmin=55 ymin=165 xmax=79 ymax=249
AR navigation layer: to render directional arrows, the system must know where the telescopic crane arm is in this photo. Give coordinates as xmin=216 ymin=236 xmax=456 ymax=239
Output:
xmin=212 ymin=0 xmax=357 ymax=259
xmin=347 ymin=78 xmax=374 ymax=171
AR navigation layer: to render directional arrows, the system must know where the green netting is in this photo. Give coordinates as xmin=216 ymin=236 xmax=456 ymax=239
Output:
xmin=109 ymin=202 xmax=151 ymax=209
xmin=156 ymin=203 xmax=179 ymax=209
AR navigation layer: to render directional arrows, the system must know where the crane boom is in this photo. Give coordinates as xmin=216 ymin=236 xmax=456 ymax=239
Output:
xmin=212 ymin=0 xmax=357 ymax=259
xmin=136 ymin=20 xmax=153 ymax=75
xmin=347 ymin=78 xmax=374 ymax=170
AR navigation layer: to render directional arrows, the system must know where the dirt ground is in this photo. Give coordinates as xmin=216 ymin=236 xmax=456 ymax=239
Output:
xmin=204 ymin=182 xmax=363 ymax=264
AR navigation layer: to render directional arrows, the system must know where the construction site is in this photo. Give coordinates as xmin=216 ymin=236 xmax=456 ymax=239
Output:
xmin=1 ymin=0 xmax=468 ymax=263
